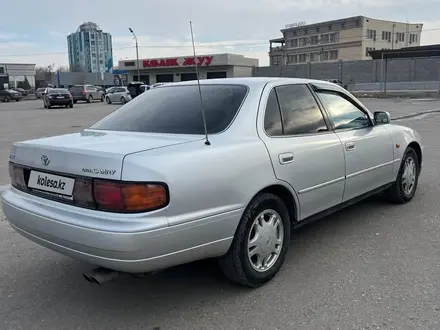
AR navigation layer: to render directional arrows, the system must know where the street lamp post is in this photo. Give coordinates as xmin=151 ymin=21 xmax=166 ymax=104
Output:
xmin=128 ymin=28 xmax=140 ymax=81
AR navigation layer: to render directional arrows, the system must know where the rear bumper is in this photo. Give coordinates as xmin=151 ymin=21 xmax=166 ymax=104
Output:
xmin=47 ymin=99 xmax=72 ymax=105
xmin=1 ymin=187 xmax=238 ymax=273
xmin=72 ymin=96 xmax=87 ymax=101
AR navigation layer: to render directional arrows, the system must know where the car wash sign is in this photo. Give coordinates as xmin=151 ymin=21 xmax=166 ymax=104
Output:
xmin=142 ymin=56 xmax=213 ymax=68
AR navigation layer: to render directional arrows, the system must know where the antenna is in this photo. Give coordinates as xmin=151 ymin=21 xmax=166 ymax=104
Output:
xmin=189 ymin=21 xmax=210 ymax=146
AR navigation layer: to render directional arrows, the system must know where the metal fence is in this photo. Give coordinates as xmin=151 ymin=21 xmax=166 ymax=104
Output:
xmin=253 ymin=57 xmax=440 ymax=93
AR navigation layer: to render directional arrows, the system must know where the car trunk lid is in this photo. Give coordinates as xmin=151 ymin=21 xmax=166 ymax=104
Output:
xmin=11 ymin=129 xmax=203 ymax=180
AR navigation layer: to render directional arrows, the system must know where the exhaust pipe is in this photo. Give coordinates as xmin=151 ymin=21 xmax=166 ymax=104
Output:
xmin=83 ymin=267 xmax=120 ymax=285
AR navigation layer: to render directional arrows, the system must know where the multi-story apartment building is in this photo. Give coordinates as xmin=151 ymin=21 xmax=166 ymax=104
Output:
xmin=67 ymin=22 xmax=113 ymax=73
xmin=269 ymin=16 xmax=423 ymax=66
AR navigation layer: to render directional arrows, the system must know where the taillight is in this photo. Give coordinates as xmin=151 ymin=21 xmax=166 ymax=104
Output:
xmin=73 ymin=178 xmax=95 ymax=209
xmin=9 ymin=163 xmax=26 ymax=190
xmin=82 ymin=91 xmax=87 ymax=95
xmin=93 ymin=180 xmax=168 ymax=213
xmin=68 ymin=93 xmax=72 ymax=98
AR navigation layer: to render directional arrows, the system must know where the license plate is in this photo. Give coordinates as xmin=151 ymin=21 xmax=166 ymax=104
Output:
xmin=57 ymin=96 xmax=64 ymax=99
xmin=28 ymin=171 xmax=75 ymax=196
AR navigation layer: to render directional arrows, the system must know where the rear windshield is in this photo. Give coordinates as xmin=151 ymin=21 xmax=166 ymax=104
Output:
xmin=49 ymin=88 xmax=68 ymax=94
xmin=70 ymin=86 xmax=84 ymax=92
xmin=91 ymin=84 xmax=248 ymax=134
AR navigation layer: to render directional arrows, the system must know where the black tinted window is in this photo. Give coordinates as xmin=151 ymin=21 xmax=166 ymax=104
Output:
xmin=70 ymin=86 xmax=84 ymax=92
xmin=275 ymin=84 xmax=327 ymax=135
xmin=49 ymin=89 xmax=68 ymax=94
xmin=91 ymin=84 xmax=248 ymax=134
xmin=317 ymin=91 xmax=369 ymax=130
xmin=264 ymin=89 xmax=283 ymax=136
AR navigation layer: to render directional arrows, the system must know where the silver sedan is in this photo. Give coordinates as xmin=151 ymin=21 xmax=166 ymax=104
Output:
xmin=1 ymin=77 xmax=423 ymax=287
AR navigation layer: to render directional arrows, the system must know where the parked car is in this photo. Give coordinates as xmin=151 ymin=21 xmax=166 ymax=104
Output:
xmin=105 ymin=86 xmax=117 ymax=94
xmin=0 ymin=89 xmax=22 ymax=102
xmin=42 ymin=88 xmax=73 ymax=109
xmin=1 ymin=78 xmax=423 ymax=287
xmin=69 ymin=85 xmax=105 ymax=103
xmin=105 ymin=86 xmax=132 ymax=104
xmin=140 ymin=84 xmax=150 ymax=93
xmin=11 ymin=87 xmax=28 ymax=96
xmin=35 ymin=88 xmax=47 ymax=99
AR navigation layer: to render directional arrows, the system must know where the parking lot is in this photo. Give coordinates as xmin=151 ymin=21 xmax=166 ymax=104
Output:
xmin=1 ymin=98 xmax=440 ymax=329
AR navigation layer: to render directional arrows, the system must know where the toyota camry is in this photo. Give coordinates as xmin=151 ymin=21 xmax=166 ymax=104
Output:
xmin=1 ymin=77 xmax=423 ymax=287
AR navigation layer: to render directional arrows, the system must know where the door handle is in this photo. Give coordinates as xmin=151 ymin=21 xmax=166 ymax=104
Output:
xmin=345 ymin=142 xmax=356 ymax=151
xmin=279 ymin=152 xmax=294 ymax=165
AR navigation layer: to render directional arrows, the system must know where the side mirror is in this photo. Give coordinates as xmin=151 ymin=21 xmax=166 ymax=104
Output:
xmin=374 ymin=111 xmax=391 ymax=125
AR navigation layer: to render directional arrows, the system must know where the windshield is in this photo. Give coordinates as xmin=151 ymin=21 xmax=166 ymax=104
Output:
xmin=49 ymin=89 xmax=69 ymax=94
xmin=91 ymin=84 xmax=248 ymax=135
xmin=70 ymin=86 xmax=84 ymax=92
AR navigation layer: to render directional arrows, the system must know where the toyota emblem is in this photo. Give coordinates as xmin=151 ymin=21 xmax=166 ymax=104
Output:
xmin=41 ymin=155 xmax=50 ymax=166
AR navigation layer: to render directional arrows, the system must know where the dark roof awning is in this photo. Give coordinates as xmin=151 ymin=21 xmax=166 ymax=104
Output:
xmin=369 ymin=44 xmax=440 ymax=59
xmin=269 ymin=37 xmax=285 ymax=44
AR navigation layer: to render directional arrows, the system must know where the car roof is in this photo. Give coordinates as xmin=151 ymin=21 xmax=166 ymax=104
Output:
xmin=164 ymin=77 xmax=338 ymax=89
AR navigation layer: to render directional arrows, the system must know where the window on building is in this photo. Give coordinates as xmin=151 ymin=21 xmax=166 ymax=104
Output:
xmin=287 ymin=55 xmax=297 ymax=64
xmin=292 ymin=39 xmax=298 ymax=47
xmin=124 ymin=61 xmax=135 ymax=66
xmin=321 ymin=34 xmax=329 ymax=44
xmin=310 ymin=36 xmax=319 ymax=45
xmin=330 ymin=50 xmax=338 ymax=60
xmin=275 ymin=85 xmax=328 ymax=135
xmin=341 ymin=22 xmax=346 ymax=28
xmin=322 ymin=51 xmax=329 ymax=61
xmin=330 ymin=32 xmax=339 ymax=42
xmin=0 ymin=67 xmax=4 ymax=74
xmin=396 ymin=32 xmax=405 ymax=42
xmin=410 ymin=34 xmax=418 ymax=43
xmin=316 ymin=27 xmax=320 ymax=33
xmin=304 ymin=29 xmax=308 ymax=35
xmin=328 ymin=24 xmax=332 ymax=31
xmin=299 ymin=37 xmax=307 ymax=47
xmin=298 ymin=54 xmax=307 ymax=63
xmin=366 ymin=29 xmax=376 ymax=40
xmin=310 ymin=52 xmax=319 ymax=62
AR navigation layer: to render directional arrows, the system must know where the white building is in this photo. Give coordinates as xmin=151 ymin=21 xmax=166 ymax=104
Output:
xmin=67 ymin=22 xmax=113 ymax=73
xmin=269 ymin=16 xmax=423 ymax=65
xmin=118 ymin=53 xmax=259 ymax=84
xmin=0 ymin=63 xmax=36 ymax=88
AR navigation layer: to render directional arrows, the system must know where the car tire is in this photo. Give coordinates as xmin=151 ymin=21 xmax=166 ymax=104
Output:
xmin=3 ymin=96 xmax=10 ymax=102
xmin=73 ymin=100 xmax=77 ymax=104
xmin=69 ymin=103 xmax=73 ymax=108
xmin=121 ymin=97 xmax=126 ymax=104
xmin=101 ymin=95 xmax=104 ymax=102
xmin=87 ymin=96 xmax=92 ymax=103
xmin=218 ymin=193 xmax=291 ymax=287
xmin=106 ymin=97 xmax=112 ymax=104
xmin=386 ymin=147 xmax=419 ymax=204
xmin=47 ymin=103 xmax=51 ymax=109
xmin=43 ymin=102 xmax=47 ymax=109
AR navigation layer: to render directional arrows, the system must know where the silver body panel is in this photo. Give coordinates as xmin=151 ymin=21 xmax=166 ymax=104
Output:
xmin=1 ymin=77 xmax=423 ymax=273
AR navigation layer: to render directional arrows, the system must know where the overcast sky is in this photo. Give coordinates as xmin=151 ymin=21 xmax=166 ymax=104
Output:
xmin=1 ymin=0 xmax=440 ymax=68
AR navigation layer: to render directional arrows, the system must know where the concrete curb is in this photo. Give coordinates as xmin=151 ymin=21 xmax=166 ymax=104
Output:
xmin=393 ymin=109 xmax=440 ymax=120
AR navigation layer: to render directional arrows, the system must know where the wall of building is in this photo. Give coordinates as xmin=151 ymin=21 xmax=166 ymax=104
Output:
xmin=0 ymin=63 xmax=36 ymax=88
xmin=253 ymin=57 xmax=440 ymax=85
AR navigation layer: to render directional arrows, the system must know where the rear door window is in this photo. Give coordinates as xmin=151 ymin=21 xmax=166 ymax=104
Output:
xmin=92 ymin=84 xmax=248 ymax=134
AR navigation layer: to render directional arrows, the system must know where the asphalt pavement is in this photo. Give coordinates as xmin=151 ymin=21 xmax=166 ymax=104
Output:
xmin=0 ymin=98 xmax=440 ymax=330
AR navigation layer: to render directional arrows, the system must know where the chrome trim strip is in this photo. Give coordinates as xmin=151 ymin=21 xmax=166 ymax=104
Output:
xmin=346 ymin=161 xmax=394 ymax=179
xmin=298 ymin=176 xmax=345 ymax=194
xmin=393 ymin=158 xmax=401 ymax=163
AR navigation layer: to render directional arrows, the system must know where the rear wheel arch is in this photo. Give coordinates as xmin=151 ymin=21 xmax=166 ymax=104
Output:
xmin=250 ymin=184 xmax=299 ymax=225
